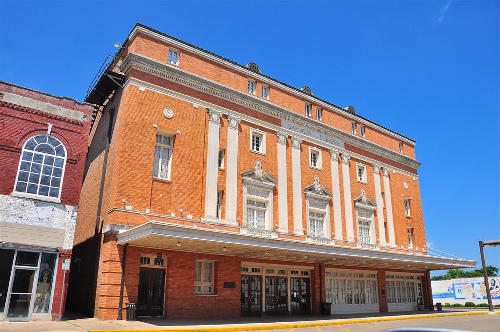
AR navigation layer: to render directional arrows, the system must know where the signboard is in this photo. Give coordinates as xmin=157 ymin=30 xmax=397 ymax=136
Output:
xmin=432 ymin=277 xmax=500 ymax=304
xmin=62 ymin=258 xmax=71 ymax=271
xmin=282 ymin=120 xmax=344 ymax=149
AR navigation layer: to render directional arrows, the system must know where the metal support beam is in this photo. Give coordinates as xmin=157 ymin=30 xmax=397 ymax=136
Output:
xmin=479 ymin=241 xmax=493 ymax=312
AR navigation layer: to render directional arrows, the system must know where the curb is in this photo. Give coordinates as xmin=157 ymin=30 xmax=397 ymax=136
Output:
xmin=89 ymin=311 xmax=499 ymax=332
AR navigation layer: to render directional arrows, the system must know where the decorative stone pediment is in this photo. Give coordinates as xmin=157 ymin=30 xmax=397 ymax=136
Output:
xmin=241 ymin=160 xmax=276 ymax=188
xmin=354 ymin=189 xmax=376 ymax=210
xmin=304 ymin=176 xmax=332 ymax=200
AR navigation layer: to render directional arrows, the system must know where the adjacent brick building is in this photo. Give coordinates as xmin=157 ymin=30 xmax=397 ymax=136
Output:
xmin=0 ymin=81 xmax=94 ymax=321
xmin=68 ymin=23 xmax=475 ymax=320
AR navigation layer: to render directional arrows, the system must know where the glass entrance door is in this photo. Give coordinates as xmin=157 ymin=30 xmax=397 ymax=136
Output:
xmin=290 ymin=277 xmax=311 ymax=314
xmin=7 ymin=268 xmax=37 ymax=320
xmin=265 ymin=276 xmax=287 ymax=314
xmin=137 ymin=268 xmax=165 ymax=317
xmin=241 ymin=275 xmax=262 ymax=316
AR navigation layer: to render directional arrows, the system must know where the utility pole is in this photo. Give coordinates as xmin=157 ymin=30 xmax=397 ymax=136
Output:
xmin=478 ymin=240 xmax=500 ymax=312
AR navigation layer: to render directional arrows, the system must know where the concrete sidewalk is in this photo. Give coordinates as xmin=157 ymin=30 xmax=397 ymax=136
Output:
xmin=0 ymin=310 xmax=497 ymax=332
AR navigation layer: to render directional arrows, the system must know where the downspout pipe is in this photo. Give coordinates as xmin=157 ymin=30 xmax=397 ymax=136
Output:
xmin=117 ymin=243 xmax=128 ymax=320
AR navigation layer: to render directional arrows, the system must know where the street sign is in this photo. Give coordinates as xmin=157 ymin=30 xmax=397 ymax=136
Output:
xmin=62 ymin=258 xmax=71 ymax=271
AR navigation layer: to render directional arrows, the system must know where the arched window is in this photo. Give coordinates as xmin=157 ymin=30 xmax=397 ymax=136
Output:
xmin=14 ymin=134 xmax=66 ymax=199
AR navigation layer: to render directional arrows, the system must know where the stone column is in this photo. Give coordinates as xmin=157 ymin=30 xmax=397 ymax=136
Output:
xmin=341 ymin=153 xmax=354 ymax=241
xmin=277 ymin=131 xmax=289 ymax=233
xmin=204 ymin=109 xmax=221 ymax=219
xmin=373 ymin=164 xmax=386 ymax=245
xmin=329 ymin=149 xmax=343 ymax=240
xmin=291 ymin=136 xmax=303 ymax=235
xmin=382 ymin=168 xmax=396 ymax=245
xmin=224 ymin=115 xmax=240 ymax=225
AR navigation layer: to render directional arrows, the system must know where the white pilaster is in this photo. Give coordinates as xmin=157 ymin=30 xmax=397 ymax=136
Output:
xmin=204 ymin=109 xmax=221 ymax=219
xmin=329 ymin=149 xmax=343 ymax=240
xmin=277 ymin=131 xmax=289 ymax=233
xmin=383 ymin=168 xmax=396 ymax=245
xmin=224 ymin=115 xmax=240 ymax=225
xmin=373 ymin=164 xmax=386 ymax=245
xmin=341 ymin=153 xmax=354 ymax=241
xmin=291 ymin=136 xmax=303 ymax=235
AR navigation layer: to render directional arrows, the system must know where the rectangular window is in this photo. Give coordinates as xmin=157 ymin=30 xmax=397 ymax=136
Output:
xmin=316 ymin=108 xmax=322 ymax=120
xmin=218 ymin=149 xmax=225 ymax=169
xmin=168 ymin=49 xmax=179 ymax=65
xmin=356 ymin=163 xmax=367 ymax=183
xmin=407 ymin=228 xmax=414 ymax=249
xmin=360 ymin=125 xmax=366 ymax=137
xmin=399 ymin=142 xmax=404 ymax=153
xmin=261 ymin=85 xmax=269 ymax=99
xmin=246 ymin=199 xmax=266 ymax=229
xmin=305 ymin=103 xmax=312 ymax=116
xmin=250 ymin=129 xmax=265 ymax=154
xmin=358 ymin=220 xmax=371 ymax=244
xmin=216 ymin=190 xmax=223 ymax=219
xmin=404 ymin=199 xmax=411 ymax=216
xmin=153 ymin=134 xmax=173 ymax=180
xmin=194 ymin=261 xmax=214 ymax=294
xmin=309 ymin=148 xmax=321 ymax=169
xmin=309 ymin=211 xmax=324 ymax=237
xmin=352 ymin=122 xmax=357 ymax=134
xmin=247 ymin=80 xmax=256 ymax=94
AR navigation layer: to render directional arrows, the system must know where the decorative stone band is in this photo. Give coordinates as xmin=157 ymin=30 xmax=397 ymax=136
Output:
xmin=119 ymin=53 xmax=421 ymax=171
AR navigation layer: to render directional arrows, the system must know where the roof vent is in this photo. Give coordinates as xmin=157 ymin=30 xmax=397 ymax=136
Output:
xmin=246 ymin=62 xmax=261 ymax=74
xmin=344 ymin=105 xmax=356 ymax=114
xmin=300 ymin=86 xmax=313 ymax=95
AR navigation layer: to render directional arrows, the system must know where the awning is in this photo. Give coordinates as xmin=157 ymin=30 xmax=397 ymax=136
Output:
xmin=115 ymin=221 xmax=475 ymax=271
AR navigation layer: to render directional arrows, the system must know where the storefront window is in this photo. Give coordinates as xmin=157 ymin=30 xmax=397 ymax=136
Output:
xmin=33 ymin=253 xmax=56 ymax=313
xmin=0 ymin=249 xmax=15 ymax=313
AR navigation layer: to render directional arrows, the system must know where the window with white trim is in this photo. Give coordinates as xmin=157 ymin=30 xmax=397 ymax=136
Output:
xmin=325 ymin=270 xmax=378 ymax=305
xmin=261 ymin=85 xmax=269 ymax=99
xmin=386 ymin=274 xmax=422 ymax=304
xmin=247 ymin=80 xmax=256 ymax=94
xmin=308 ymin=211 xmax=324 ymax=237
xmin=404 ymin=199 xmax=411 ymax=216
xmin=250 ymin=129 xmax=265 ymax=154
xmin=356 ymin=209 xmax=374 ymax=245
xmin=153 ymin=134 xmax=173 ymax=180
xmin=305 ymin=103 xmax=312 ymax=116
xmin=14 ymin=134 xmax=67 ymax=199
xmin=407 ymin=228 xmax=414 ymax=249
xmin=168 ymin=49 xmax=179 ymax=65
xmin=216 ymin=190 xmax=224 ymax=219
xmin=360 ymin=125 xmax=366 ymax=137
xmin=246 ymin=199 xmax=266 ymax=229
xmin=356 ymin=163 xmax=367 ymax=183
xmin=316 ymin=108 xmax=322 ymax=120
xmin=194 ymin=261 xmax=214 ymax=294
xmin=218 ymin=149 xmax=225 ymax=169
xmin=351 ymin=122 xmax=357 ymax=134
xmin=309 ymin=147 xmax=321 ymax=169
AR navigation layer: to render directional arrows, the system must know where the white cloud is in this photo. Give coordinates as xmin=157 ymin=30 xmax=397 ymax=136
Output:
xmin=437 ymin=0 xmax=453 ymax=23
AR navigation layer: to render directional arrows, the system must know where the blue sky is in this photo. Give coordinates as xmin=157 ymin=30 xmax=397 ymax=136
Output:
xmin=1 ymin=1 xmax=498 ymax=274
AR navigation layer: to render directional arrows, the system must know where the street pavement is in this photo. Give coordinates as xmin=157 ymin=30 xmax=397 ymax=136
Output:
xmin=0 ymin=311 xmax=498 ymax=332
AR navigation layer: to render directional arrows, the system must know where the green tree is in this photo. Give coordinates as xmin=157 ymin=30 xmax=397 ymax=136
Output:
xmin=431 ymin=266 xmax=498 ymax=280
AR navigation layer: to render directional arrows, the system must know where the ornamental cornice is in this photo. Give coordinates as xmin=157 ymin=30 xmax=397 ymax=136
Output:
xmin=341 ymin=153 xmax=350 ymax=165
xmin=119 ymin=53 xmax=421 ymax=171
xmin=329 ymin=149 xmax=339 ymax=161
xmin=383 ymin=168 xmax=391 ymax=177
xmin=373 ymin=164 xmax=381 ymax=175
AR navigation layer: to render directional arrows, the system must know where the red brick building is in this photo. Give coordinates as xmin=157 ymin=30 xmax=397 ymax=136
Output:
xmin=68 ymin=24 xmax=475 ymax=320
xmin=0 ymin=81 xmax=94 ymax=321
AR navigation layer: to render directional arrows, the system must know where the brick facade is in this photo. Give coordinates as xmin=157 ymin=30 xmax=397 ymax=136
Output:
xmin=69 ymin=24 xmax=473 ymax=320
